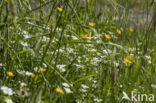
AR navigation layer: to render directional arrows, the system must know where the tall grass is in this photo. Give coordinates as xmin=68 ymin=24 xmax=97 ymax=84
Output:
xmin=0 ymin=0 xmax=156 ymax=103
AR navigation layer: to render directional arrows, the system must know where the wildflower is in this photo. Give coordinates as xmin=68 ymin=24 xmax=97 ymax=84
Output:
xmin=129 ymin=26 xmax=134 ymax=32
xmin=89 ymin=22 xmax=96 ymax=27
xmin=132 ymin=90 xmax=137 ymax=94
xmin=57 ymin=7 xmax=63 ymax=12
xmin=39 ymin=67 xmax=46 ymax=72
xmin=0 ymin=86 xmax=14 ymax=96
xmin=31 ymin=73 xmax=35 ymax=78
xmin=21 ymin=42 xmax=28 ymax=47
xmin=81 ymin=33 xmax=89 ymax=39
xmin=4 ymin=0 xmax=8 ymax=2
xmin=19 ymin=81 xmax=27 ymax=87
xmin=81 ymin=84 xmax=89 ymax=89
xmin=64 ymin=87 xmax=73 ymax=93
xmin=151 ymin=84 xmax=156 ymax=88
xmin=6 ymin=72 xmax=14 ymax=77
xmin=104 ymin=34 xmax=111 ymax=39
xmin=5 ymin=99 xmax=13 ymax=103
xmin=94 ymin=98 xmax=103 ymax=102
xmin=116 ymin=29 xmax=122 ymax=35
xmin=35 ymin=67 xmax=46 ymax=72
xmin=62 ymin=83 xmax=70 ymax=88
xmin=139 ymin=20 xmax=144 ymax=24
xmin=63 ymin=83 xmax=73 ymax=88
xmin=93 ymin=33 xmax=96 ymax=36
xmin=124 ymin=56 xmax=134 ymax=64
xmin=17 ymin=88 xmax=29 ymax=97
xmin=56 ymin=64 xmax=66 ymax=72
xmin=83 ymin=28 xmax=90 ymax=34
xmin=56 ymin=88 xmax=64 ymax=94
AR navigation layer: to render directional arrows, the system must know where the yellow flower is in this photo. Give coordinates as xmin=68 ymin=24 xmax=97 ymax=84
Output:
xmin=39 ymin=67 xmax=46 ymax=72
xmin=57 ymin=7 xmax=63 ymax=12
xmin=32 ymin=73 xmax=35 ymax=78
xmin=93 ymin=33 xmax=96 ymax=36
xmin=116 ymin=29 xmax=122 ymax=35
xmin=104 ymin=34 xmax=111 ymax=40
xmin=35 ymin=67 xmax=46 ymax=72
xmin=124 ymin=56 xmax=134 ymax=64
xmin=83 ymin=28 xmax=90 ymax=34
xmin=139 ymin=20 xmax=144 ymax=24
xmin=81 ymin=33 xmax=89 ymax=39
xmin=6 ymin=72 xmax=14 ymax=77
xmin=88 ymin=22 xmax=95 ymax=27
xmin=129 ymin=26 xmax=134 ymax=32
xmin=132 ymin=90 xmax=137 ymax=94
xmin=56 ymin=88 xmax=64 ymax=94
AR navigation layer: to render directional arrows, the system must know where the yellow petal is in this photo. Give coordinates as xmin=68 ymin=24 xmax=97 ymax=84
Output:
xmin=89 ymin=22 xmax=95 ymax=27
xmin=104 ymin=34 xmax=111 ymax=39
xmin=57 ymin=7 xmax=63 ymax=12
xmin=81 ymin=33 xmax=89 ymax=39
xmin=129 ymin=26 xmax=134 ymax=32
xmin=116 ymin=29 xmax=122 ymax=35
xmin=6 ymin=72 xmax=14 ymax=77
xmin=56 ymin=88 xmax=64 ymax=94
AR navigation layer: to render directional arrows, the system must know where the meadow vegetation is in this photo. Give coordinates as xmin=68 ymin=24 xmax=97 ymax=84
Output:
xmin=0 ymin=0 xmax=156 ymax=103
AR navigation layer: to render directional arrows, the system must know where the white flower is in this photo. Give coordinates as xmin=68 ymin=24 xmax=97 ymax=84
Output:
xmin=17 ymin=70 xmax=33 ymax=76
xmin=21 ymin=42 xmax=28 ymax=47
xmin=62 ymin=83 xmax=70 ymax=88
xmin=144 ymin=56 xmax=152 ymax=64
xmin=64 ymin=87 xmax=73 ymax=93
xmin=5 ymin=99 xmax=13 ymax=103
xmin=24 ymin=34 xmax=31 ymax=39
xmin=103 ymin=49 xmax=112 ymax=54
xmin=120 ymin=84 xmax=123 ymax=88
xmin=67 ymin=48 xmax=74 ymax=53
xmin=91 ymin=57 xmax=101 ymax=65
xmin=0 ymin=86 xmax=14 ymax=96
xmin=25 ymin=71 xmax=33 ymax=76
xmin=43 ymin=63 xmax=47 ymax=67
xmin=19 ymin=81 xmax=27 ymax=86
xmin=71 ymin=36 xmax=78 ymax=40
xmin=62 ymin=83 xmax=73 ymax=87
xmin=56 ymin=64 xmax=66 ymax=72
xmin=74 ymin=64 xmax=84 ymax=68
xmin=81 ymin=84 xmax=89 ymax=89
xmin=79 ymin=88 xmax=88 ymax=93
xmin=151 ymin=84 xmax=156 ymax=88
xmin=94 ymin=98 xmax=103 ymax=102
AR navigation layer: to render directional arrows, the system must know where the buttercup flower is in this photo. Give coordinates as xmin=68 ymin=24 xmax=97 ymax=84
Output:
xmin=35 ymin=67 xmax=46 ymax=72
xmin=132 ymin=89 xmax=137 ymax=94
xmin=31 ymin=73 xmax=35 ymax=78
xmin=139 ymin=20 xmax=144 ymax=24
xmin=56 ymin=88 xmax=64 ymax=94
xmin=116 ymin=29 xmax=122 ymax=35
xmin=6 ymin=72 xmax=14 ymax=77
xmin=124 ymin=56 xmax=134 ymax=64
xmin=104 ymin=34 xmax=111 ymax=40
xmin=129 ymin=26 xmax=134 ymax=32
xmin=89 ymin=22 xmax=96 ymax=27
xmin=57 ymin=7 xmax=63 ymax=12
xmin=83 ymin=28 xmax=90 ymax=34
xmin=81 ymin=33 xmax=89 ymax=39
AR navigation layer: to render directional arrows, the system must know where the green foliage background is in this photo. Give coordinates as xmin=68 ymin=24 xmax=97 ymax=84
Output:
xmin=0 ymin=0 xmax=156 ymax=103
